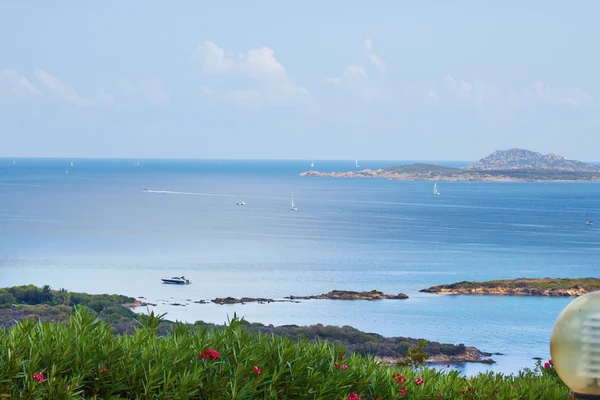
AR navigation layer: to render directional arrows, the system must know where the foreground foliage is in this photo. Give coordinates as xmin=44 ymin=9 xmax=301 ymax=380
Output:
xmin=0 ymin=286 xmax=471 ymax=360
xmin=0 ymin=308 xmax=569 ymax=399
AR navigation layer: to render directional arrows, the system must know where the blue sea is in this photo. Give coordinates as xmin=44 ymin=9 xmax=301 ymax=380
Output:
xmin=1 ymin=158 xmax=599 ymax=376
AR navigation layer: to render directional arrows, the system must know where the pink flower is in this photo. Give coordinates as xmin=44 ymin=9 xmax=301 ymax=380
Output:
xmin=347 ymin=393 xmax=361 ymax=400
xmin=438 ymin=393 xmax=444 ymax=398
xmin=66 ymin=385 xmax=70 ymax=390
xmin=102 ymin=366 xmax=108 ymax=373
xmin=399 ymin=386 xmax=407 ymax=396
xmin=544 ymin=362 xmax=550 ymax=369
xmin=253 ymin=365 xmax=262 ymax=375
xmin=199 ymin=348 xmax=221 ymax=361
xmin=415 ymin=377 xmax=423 ymax=386
xmin=335 ymin=363 xmax=341 ymax=370
xmin=342 ymin=364 xmax=348 ymax=370
xmin=32 ymin=372 xmax=45 ymax=383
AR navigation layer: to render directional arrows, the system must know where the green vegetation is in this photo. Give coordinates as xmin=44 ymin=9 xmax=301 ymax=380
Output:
xmin=237 ymin=323 xmax=466 ymax=359
xmin=422 ymin=278 xmax=600 ymax=292
xmin=0 ymin=285 xmax=138 ymax=332
xmin=0 ymin=286 xmax=467 ymax=360
xmin=0 ymin=307 xmax=569 ymax=399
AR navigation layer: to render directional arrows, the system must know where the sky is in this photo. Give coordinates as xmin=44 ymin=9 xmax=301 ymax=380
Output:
xmin=1 ymin=1 xmax=599 ymax=161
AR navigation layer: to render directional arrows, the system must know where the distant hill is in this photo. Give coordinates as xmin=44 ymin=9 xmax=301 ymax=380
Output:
xmin=465 ymin=148 xmax=600 ymax=172
xmin=300 ymin=149 xmax=600 ymax=182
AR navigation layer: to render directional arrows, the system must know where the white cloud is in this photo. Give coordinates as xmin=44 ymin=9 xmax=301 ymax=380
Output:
xmin=199 ymin=41 xmax=235 ymax=75
xmin=34 ymin=70 xmax=112 ymax=107
xmin=120 ymin=78 xmax=170 ymax=104
xmin=412 ymin=75 xmax=592 ymax=110
xmin=361 ymin=39 xmax=385 ymax=75
xmin=95 ymin=88 xmax=114 ymax=104
xmin=523 ymin=81 xmax=592 ymax=107
xmin=324 ymin=40 xmax=390 ymax=102
xmin=35 ymin=70 xmax=91 ymax=106
xmin=0 ymin=69 xmax=42 ymax=99
xmin=325 ymin=64 xmax=389 ymax=101
xmin=442 ymin=75 xmax=507 ymax=110
xmin=196 ymin=41 xmax=308 ymax=106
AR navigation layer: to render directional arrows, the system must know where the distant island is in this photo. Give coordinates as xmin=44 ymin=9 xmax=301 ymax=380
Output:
xmin=301 ymin=149 xmax=600 ymax=182
xmin=420 ymin=278 xmax=600 ymax=297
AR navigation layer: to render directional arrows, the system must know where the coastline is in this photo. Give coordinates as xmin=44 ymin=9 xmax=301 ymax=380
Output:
xmin=420 ymin=278 xmax=600 ymax=297
xmin=299 ymin=169 xmax=600 ymax=182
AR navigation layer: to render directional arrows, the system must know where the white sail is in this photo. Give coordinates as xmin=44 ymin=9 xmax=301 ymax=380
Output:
xmin=355 ymin=160 xmax=360 ymax=168
xmin=291 ymin=192 xmax=297 ymax=211
xmin=237 ymin=188 xmax=245 ymax=205
xmin=311 ymin=161 xmax=314 ymax=168
xmin=70 ymin=161 xmax=74 ymax=167
xmin=433 ymin=182 xmax=440 ymax=195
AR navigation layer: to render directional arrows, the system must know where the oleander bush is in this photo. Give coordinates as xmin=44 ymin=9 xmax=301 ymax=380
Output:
xmin=0 ymin=307 xmax=570 ymax=399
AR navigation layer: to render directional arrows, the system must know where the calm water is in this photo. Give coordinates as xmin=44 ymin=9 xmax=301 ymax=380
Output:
xmin=1 ymin=158 xmax=599 ymax=375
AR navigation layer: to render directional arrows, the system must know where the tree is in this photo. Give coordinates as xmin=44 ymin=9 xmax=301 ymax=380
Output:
xmin=37 ymin=285 xmax=54 ymax=303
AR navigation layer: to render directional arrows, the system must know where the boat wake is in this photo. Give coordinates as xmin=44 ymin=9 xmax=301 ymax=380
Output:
xmin=144 ymin=190 xmax=232 ymax=197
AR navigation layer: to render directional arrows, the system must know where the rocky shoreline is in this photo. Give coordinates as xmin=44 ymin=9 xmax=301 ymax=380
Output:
xmin=299 ymin=168 xmax=600 ymax=182
xmin=376 ymin=346 xmax=496 ymax=366
xmin=420 ymin=278 xmax=600 ymax=297
xmin=157 ymin=290 xmax=411 ymax=306
xmin=300 ymin=149 xmax=600 ymax=182
xmin=286 ymin=290 xmax=408 ymax=301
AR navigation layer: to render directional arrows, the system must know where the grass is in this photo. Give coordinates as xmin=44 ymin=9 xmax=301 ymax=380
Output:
xmin=0 ymin=307 xmax=569 ymax=399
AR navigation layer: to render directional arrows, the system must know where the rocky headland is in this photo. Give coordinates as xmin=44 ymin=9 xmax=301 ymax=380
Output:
xmin=420 ymin=278 xmax=600 ymax=297
xmin=300 ymin=149 xmax=600 ymax=182
xmin=376 ymin=346 xmax=495 ymax=366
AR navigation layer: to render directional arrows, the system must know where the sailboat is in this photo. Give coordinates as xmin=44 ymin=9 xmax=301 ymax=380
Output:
xmin=70 ymin=161 xmax=74 ymax=167
xmin=290 ymin=193 xmax=298 ymax=211
xmin=355 ymin=160 xmax=360 ymax=168
xmin=586 ymin=214 xmax=593 ymax=226
xmin=236 ymin=188 xmax=245 ymax=206
xmin=133 ymin=161 xmax=140 ymax=167
xmin=65 ymin=168 xmax=69 ymax=174
xmin=310 ymin=161 xmax=314 ymax=168
xmin=12 ymin=160 xmax=15 ymax=165
xmin=433 ymin=182 xmax=440 ymax=196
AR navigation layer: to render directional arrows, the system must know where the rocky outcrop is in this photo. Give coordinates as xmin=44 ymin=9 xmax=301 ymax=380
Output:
xmin=420 ymin=278 xmax=600 ymax=297
xmin=420 ymin=286 xmax=589 ymax=297
xmin=376 ymin=346 xmax=495 ymax=365
xmin=211 ymin=297 xmax=286 ymax=305
xmin=285 ymin=290 xmax=408 ymax=301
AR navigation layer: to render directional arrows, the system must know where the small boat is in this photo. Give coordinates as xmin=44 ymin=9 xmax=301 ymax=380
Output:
xmin=133 ymin=161 xmax=140 ymax=167
xmin=12 ymin=160 xmax=15 ymax=165
xmin=70 ymin=161 xmax=74 ymax=167
xmin=65 ymin=168 xmax=69 ymax=174
xmin=161 ymin=276 xmax=191 ymax=285
xmin=355 ymin=159 xmax=360 ymax=168
xmin=236 ymin=188 xmax=245 ymax=205
xmin=290 ymin=192 xmax=298 ymax=211
xmin=433 ymin=182 xmax=440 ymax=196
xmin=586 ymin=214 xmax=593 ymax=225
xmin=310 ymin=161 xmax=314 ymax=168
